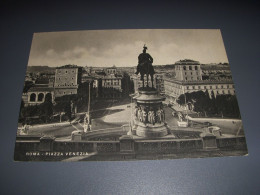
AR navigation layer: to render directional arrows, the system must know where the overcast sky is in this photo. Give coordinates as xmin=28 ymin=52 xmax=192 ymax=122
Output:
xmin=28 ymin=29 xmax=229 ymax=67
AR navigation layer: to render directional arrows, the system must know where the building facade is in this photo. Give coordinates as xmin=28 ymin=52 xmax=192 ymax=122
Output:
xmin=102 ymin=75 xmax=122 ymax=91
xmin=174 ymin=60 xmax=202 ymax=81
xmin=164 ymin=59 xmax=235 ymax=103
xmin=26 ymin=86 xmax=54 ymax=106
xmin=54 ymin=65 xmax=82 ymax=97
xmin=100 ymin=67 xmax=123 ymax=98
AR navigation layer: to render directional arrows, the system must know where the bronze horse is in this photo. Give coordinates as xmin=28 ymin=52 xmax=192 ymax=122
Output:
xmin=136 ymin=45 xmax=155 ymax=88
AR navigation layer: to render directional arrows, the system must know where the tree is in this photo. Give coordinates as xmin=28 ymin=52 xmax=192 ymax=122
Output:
xmin=19 ymin=100 xmax=25 ymax=123
xmin=64 ymin=102 xmax=72 ymax=121
xmin=176 ymin=94 xmax=186 ymax=105
xmin=177 ymin=91 xmax=211 ymax=116
xmin=177 ymin=90 xmax=241 ymax=118
xmin=192 ymin=91 xmax=210 ymax=115
xmin=23 ymin=81 xmax=34 ymax=93
xmin=39 ymin=93 xmax=53 ymax=123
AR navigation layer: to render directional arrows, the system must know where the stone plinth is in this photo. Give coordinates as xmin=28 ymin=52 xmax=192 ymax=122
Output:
xmin=39 ymin=136 xmax=55 ymax=151
xmin=132 ymin=88 xmax=168 ymax=138
xmin=200 ymin=132 xmax=218 ymax=149
xmin=135 ymin=122 xmax=168 ymax=137
xmin=71 ymin=130 xmax=83 ymax=141
xmin=119 ymin=135 xmax=134 ymax=152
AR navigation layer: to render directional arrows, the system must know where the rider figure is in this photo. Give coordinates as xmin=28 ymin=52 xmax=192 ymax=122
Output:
xmin=135 ymin=45 xmax=154 ymax=76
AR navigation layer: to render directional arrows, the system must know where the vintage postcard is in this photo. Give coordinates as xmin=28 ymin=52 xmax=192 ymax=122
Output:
xmin=14 ymin=29 xmax=247 ymax=161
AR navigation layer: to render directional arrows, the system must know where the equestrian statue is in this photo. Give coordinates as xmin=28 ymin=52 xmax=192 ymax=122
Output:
xmin=135 ymin=45 xmax=155 ymax=88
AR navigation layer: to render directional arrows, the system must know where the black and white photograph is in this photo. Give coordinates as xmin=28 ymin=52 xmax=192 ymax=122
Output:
xmin=14 ymin=29 xmax=248 ymax=161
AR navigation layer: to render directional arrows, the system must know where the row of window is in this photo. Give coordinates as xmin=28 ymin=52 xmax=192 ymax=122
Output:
xmin=186 ymin=84 xmax=234 ymax=90
xmin=57 ymin=77 xmax=75 ymax=80
xmin=107 ymin=69 xmax=117 ymax=74
xmin=103 ymin=79 xmax=121 ymax=82
xmin=185 ymin=77 xmax=201 ymax=80
xmin=215 ymin=90 xmax=234 ymax=94
xmin=56 ymin=83 xmax=75 ymax=87
xmin=103 ymin=82 xmax=120 ymax=86
xmin=29 ymin=93 xmax=52 ymax=102
xmin=184 ymin=72 xmax=199 ymax=75
xmin=176 ymin=65 xmax=199 ymax=71
xmin=187 ymin=89 xmax=233 ymax=94
xmin=166 ymin=89 xmax=235 ymax=97
xmin=56 ymin=91 xmax=75 ymax=95
xmin=57 ymin=70 xmax=76 ymax=74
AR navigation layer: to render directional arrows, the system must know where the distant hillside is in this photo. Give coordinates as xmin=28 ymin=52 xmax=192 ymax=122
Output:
xmin=154 ymin=64 xmax=175 ymax=69
xmin=27 ymin=66 xmax=55 ymax=73
xmin=201 ymin=64 xmax=231 ymax=70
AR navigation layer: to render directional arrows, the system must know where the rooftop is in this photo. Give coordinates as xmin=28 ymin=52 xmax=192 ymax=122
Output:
xmin=28 ymin=86 xmax=54 ymax=92
xmin=175 ymin=59 xmax=200 ymax=65
xmin=56 ymin=65 xmax=81 ymax=69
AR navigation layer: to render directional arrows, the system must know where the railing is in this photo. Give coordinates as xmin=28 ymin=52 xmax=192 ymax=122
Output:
xmin=14 ymin=135 xmax=247 ymax=159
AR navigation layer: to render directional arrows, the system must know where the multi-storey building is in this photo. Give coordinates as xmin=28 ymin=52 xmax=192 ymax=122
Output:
xmin=174 ymin=60 xmax=202 ymax=81
xmin=102 ymin=75 xmax=122 ymax=91
xmin=22 ymin=74 xmax=55 ymax=106
xmin=164 ymin=59 xmax=235 ymax=103
xmin=54 ymin=65 xmax=82 ymax=97
xmin=100 ymin=67 xmax=123 ymax=98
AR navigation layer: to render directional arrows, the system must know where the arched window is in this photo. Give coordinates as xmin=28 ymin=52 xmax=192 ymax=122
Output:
xmin=30 ymin=93 xmax=36 ymax=102
xmin=38 ymin=93 xmax=44 ymax=101
xmin=183 ymin=66 xmax=186 ymax=70
xmin=189 ymin=66 xmax=192 ymax=70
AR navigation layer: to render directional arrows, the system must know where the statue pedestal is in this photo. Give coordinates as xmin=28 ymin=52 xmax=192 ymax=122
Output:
xmin=135 ymin=122 xmax=168 ymax=138
xmin=132 ymin=88 xmax=168 ymax=138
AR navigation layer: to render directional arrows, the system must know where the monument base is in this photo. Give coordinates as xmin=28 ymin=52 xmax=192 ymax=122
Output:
xmin=134 ymin=122 xmax=168 ymax=138
xmin=200 ymin=132 xmax=218 ymax=150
